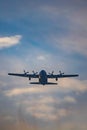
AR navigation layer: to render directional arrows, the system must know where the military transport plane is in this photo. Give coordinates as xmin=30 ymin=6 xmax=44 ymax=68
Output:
xmin=8 ymin=70 xmax=79 ymax=85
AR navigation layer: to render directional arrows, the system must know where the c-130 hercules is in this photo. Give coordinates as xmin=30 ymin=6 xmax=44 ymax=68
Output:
xmin=8 ymin=70 xmax=79 ymax=85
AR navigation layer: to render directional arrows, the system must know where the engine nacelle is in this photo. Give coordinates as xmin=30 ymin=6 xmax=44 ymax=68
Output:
xmin=29 ymin=77 xmax=31 ymax=80
xmin=56 ymin=78 xmax=58 ymax=81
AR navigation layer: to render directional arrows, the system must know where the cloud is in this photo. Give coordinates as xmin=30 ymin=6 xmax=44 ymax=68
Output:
xmin=37 ymin=55 xmax=45 ymax=60
xmin=0 ymin=0 xmax=87 ymax=56
xmin=51 ymin=33 xmax=87 ymax=56
xmin=0 ymin=1 xmax=87 ymax=129
xmin=25 ymin=99 xmax=72 ymax=121
xmin=63 ymin=96 xmax=76 ymax=103
xmin=0 ymin=52 xmax=86 ymax=95
xmin=59 ymin=79 xmax=87 ymax=93
xmin=38 ymin=2 xmax=87 ymax=56
xmin=3 ymin=88 xmax=44 ymax=96
xmin=3 ymin=78 xmax=87 ymax=98
xmin=0 ymin=35 xmax=22 ymax=49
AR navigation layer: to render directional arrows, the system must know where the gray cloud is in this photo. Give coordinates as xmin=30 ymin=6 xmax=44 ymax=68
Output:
xmin=0 ymin=0 xmax=87 ymax=19
xmin=40 ymin=2 xmax=87 ymax=56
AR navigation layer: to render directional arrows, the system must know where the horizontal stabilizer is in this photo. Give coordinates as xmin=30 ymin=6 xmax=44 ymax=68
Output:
xmin=30 ymin=82 xmax=40 ymax=84
xmin=30 ymin=82 xmax=57 ymax=85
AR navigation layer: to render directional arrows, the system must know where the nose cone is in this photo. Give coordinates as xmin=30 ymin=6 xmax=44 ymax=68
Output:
xmin=39 ymin=70 xmax=47 ymax=76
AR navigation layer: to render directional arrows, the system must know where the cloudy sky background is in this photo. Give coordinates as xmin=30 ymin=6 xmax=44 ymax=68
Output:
xmin=0 ymin=0 xmax=87 ymax=130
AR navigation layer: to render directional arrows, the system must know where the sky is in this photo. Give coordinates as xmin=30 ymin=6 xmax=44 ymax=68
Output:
xmin=0 ymin=0 xmax=87 ymax=130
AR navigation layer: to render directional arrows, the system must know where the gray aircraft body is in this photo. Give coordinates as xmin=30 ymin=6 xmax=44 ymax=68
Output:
xmin=8 ymin=70 xmax=79 ymax=85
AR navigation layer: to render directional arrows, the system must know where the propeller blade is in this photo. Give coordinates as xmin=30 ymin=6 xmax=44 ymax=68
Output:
xmin=52 ymin=71 xmax=54 ymax=74
xmin=32 ymin=70 xmax=35 ymax=74
xmin=48 ymin=71 xmax=54 ymax=75
xmin=24 ymin=70 xmax=26 ymax=73
xmin=59 ymin=70 xmax=64 ymax=75
xmin=23 ymin=70 xmax=29 ymax=74
xmin=32 ymin=71 xmax=38 ymax=75
xmin=59 ymin=70 xmax=61 ymax=74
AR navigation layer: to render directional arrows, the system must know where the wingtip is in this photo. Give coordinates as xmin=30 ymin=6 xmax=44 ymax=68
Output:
xmin=8 ymin=73 xmax=11 ymax=75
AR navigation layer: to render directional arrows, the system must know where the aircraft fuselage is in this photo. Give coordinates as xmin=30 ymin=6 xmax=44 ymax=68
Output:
xmin=39 ymin=70 xmax=47 ymax=85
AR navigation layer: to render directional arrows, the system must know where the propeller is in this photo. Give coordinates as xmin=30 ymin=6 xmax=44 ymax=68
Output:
xmin=59 ymin=70 xmax=64 ymax=75
xmin=49 ymin=71 xmax=54 ymax=75
xmin=32 ymin=70 xmax=38 ymax=75
xmin=23 ymin=70 xmax=29 ymax=74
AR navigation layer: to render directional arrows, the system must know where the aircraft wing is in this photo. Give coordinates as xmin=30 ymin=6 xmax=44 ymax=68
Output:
xmin=47 ymin=74 xmax=79 ymax=78
xmin=8 ymin=73 xmax=39 ymax=78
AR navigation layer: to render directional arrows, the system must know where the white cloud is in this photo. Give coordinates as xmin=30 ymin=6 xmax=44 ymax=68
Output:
xmin=0 ymin=35 xmax=22 ymax=49
xmin=59 ymin=79 xmax=87 ymax=93
xmin=3 ymin=78 xmax=87 ymax=97
xmin=25 ymin=102 xmax=67 ymax=121
xmin=3 ymin=87 xmax=41 ymax=96
xmin=37 ymin=55 xmax=45 ymax=60
xmin=25 ymin=102 xmax=73 ymax=121
xmin=52 ymin=34 xmax=87 ymax=56
xmin=63 ymin=96 xmax=76 ymax=103
xmin=1 ymin=73 xmax=87 ymax=122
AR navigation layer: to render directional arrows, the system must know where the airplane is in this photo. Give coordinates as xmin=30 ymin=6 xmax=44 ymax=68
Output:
xmin=8 ymin=70 xmax=79 ymax=85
